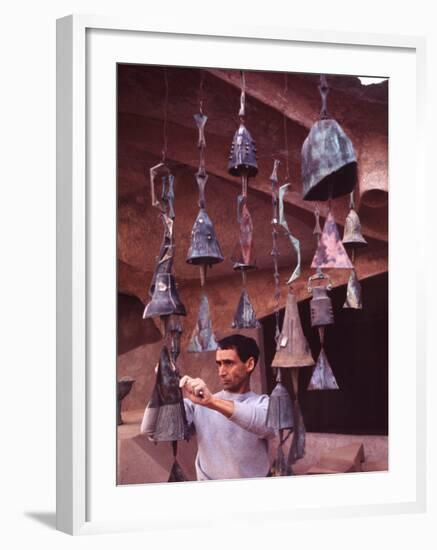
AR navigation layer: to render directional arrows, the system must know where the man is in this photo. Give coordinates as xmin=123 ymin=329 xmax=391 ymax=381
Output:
xmin=179 ymin=334 xmax=275 ymax=481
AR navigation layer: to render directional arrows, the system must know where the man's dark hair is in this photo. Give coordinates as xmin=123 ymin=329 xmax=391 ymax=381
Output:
xmin=217 ymin=334 xmax=260 ymax=366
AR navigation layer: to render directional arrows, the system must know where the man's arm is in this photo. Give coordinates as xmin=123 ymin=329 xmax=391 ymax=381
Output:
xmin=179 ymin=376 xmax=275 ymax=439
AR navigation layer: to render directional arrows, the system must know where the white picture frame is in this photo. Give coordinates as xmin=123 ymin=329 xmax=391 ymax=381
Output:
xmin=56 ymin=14 xmax=427 ymax=536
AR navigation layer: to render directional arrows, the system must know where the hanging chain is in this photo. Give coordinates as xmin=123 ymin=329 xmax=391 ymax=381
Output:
xmin=283 ymin=73 xmax=290 ymax=181
xmin=319 ymin=74 xmax=330 ymax=120
xmin=239 ymin=70 xmax=246 ymax=118
xmin=162 ymin=67 xmax=169 ymax=162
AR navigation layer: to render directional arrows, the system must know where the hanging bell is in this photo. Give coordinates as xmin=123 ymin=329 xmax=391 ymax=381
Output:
xmin=287 ymin=399 xmax=306 ymax=464
xmin=266 ymin=379 xmax=294 ymax=431
xmin=343 ymin=269 xmax=363 ymax=309
xmin=148 ymin=217 xmax=175 ymax=297
xmin=143 ymin=273 xmax=187 ymax=319
xmin=311 ymin=210 xmax=353 ymax=269
xmin=186 ymin=208 xmax=224 ymax=266
xmin=187 ymin=293 xmax=218 ymax=352
xmin=231 ymin=288 xmax=260 ymax=329
xmin=153 ymin=346 xmax=189 ymax=442
xmin=342 ymin=208 xmax=368 ymax=248
xmin=272 ymin=292 xmax=314 ymax=368
xmin=307 ymin=347 xmax=339 ymax=391
xmin=308 ymin=274 xmax=334 ymax=328
xmin=301 ymin=118 xmax=357 ymax=201
xmin=232 ymin=199 xmax=256 ymax=271
xmin=228 ymin=123 xmax=258 ymax=177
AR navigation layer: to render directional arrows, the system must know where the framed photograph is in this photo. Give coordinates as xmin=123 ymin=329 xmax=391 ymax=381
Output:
xmin=56 ymin=15 xmax=427 ymax=535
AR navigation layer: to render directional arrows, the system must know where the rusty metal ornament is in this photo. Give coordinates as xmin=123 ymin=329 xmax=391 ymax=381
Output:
xmin=311 ymin=210 xmax=353 ymax=269
xmin=186 ymin=208 xmax=224 ymax=266
xmin=228 ymin=123 xmax=258 ymax=178
xmin=272 ymin=292 xmax=315 ymax=368
xmin=232 ymin=197 xmax=257 ymax=271
xmin=143 ymin=273 xmax=187 ymax=319
xmin=278 ymin=184 xmax=301 ymax=284
xmin=187 ymin=293 xmax=218 ymax=352
xmin=231 ymin=288 xmax=260 ymax=329
xmin=308 ymin=273 xmax=334 ymax=328
xmin=307 ymin=346 xmax=339 ymax=391
xmin=153 ymin=346 xmax=189 ymax=442
xmin=343 ymin=269 xmax=363 ymax=309
xmin=117 ymin=377 xmax=135 ymax=425
xmin=342 ymin=208 xmax=368 ymax=248
xmin=301 ymin=76 xmax=357 ymax=201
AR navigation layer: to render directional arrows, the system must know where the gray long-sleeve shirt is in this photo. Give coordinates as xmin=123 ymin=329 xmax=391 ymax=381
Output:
xmin=184 ymin=390 xmax=275 ymax=481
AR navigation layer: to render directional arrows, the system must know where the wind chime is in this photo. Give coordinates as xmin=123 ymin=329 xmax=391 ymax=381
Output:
xmin=186 ymin=73 xmax=224 ymax=352
xmin=301 ymin=74 xmax=357 ymax=391
xmin=266 ymin=78 xmax=314 ymax=474
xmin=141 ymin=68 xmax=190 ymax=482
xmin=227 ymin=71 xmax=259 ymax=329
xmin=342 ymin=193 xmax=368 ymax=309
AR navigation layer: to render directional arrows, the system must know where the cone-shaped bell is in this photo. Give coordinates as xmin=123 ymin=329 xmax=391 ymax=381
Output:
xmin=287 ymin=399 xmax=306 ymax=464
xmin=301 ymin=118 xmax=357 ymax=201
xmin=307 ymin=347 xmax=339 ymax=390
xmin=342 ymin=208 xmax=368 ymax=248
xmin=272 ymin=293 xmax=315 ymax=368
xmin=231 ymin=288 xmax=260 ymax=329
xmin=228 ymin=123 xmax=258 ymax=177
xmin=153 ymin=346 xmax=189 ymax=442
xmin=232 ymin=201 xmax=256 ymax=271
xmin=343 ymin=269 xmax=363 ymax=309
xmin=311 ymin=210 xmax=353 ymax=269
xmin=188 ymin=294 xmax=218 ymax=352
xmin=186 ymin=208 xmax=224 ymax=266
xmin=143 ymin=273 xmax=187 ymax=318
xmin=266 ymin=381 xmax=294 ymax=431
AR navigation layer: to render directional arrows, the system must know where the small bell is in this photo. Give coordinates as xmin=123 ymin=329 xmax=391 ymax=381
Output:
xmin=153 ymin=346 xmax=189 ymax=442
xmin=342 ymin=208 xmax=368 ymax=248
xmin=343 ymin=269 xmax=363 ymax=309
xmin=186 ymin=208 xmax=224 ymax=266
xmin=228 ymin=123 xmax=258 ymax=178
xmin=307 ymin=347 xmax=339 ymax=391
xmin=272 ymin=292 xmax=314 ymax=368
xmin=311 ymin=210 xmax=353 ymax=269
xmin=187 ymin=293 xmax=218 ymax=352
xmin=308 ymin=274 xmax=334 ymax=328
xmin=232 ymin=199 xmax=256 ymax=271
xmin=266 ymin=371 xmax=294 ymax=431
xmin=231 ymin=288 xmax=260 ymax=329
xmin=143 ymin=273 xmax=187 ymax=318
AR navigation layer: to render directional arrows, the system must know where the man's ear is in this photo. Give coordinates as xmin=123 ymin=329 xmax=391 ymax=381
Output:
xmin=246 ymin=357 xmax=255 ymax=374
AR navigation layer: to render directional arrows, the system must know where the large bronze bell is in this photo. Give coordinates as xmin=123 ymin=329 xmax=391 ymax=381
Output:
xmin=301 ymin=118 xmax=357 ymax=201
xmin=231 ymin=288 xmax=260 ymax=329
xmin=143 ymin=273 xmax=186 ymax=318
xmin=186 ymin=208 xmax=224 ymax=266
xmin=342 ymin=208 xmax=368 ymax=248
xmin=228 ymin=123 xmax=258 ymax=177
xmin=308 ymin=275 xmax=334 ymax=328
xmin=311 ymin=210 xmax=353 ymax=269
xmin=272 ymin=292 xmax=314 ymax=368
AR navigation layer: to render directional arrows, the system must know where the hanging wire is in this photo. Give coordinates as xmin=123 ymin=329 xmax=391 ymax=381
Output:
xmin=162 ymin=67 xmax=169 ymax=162
xmin=282 ymin=73 xmax=290 ymax=181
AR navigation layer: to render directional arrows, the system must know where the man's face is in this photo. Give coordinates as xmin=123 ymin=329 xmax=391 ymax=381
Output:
xmin=215 ymin=348 xmax=255 ymax=393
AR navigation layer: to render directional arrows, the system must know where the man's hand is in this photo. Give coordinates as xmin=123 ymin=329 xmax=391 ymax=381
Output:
xmin=179 ymin=375 xmax=212 ymax=406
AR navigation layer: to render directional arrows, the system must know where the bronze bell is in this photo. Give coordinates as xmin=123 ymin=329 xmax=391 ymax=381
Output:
xmin=311 ymin=210 xmax=353 ymax=269
xmin=187 ymin=294 xmax=218 ymax=352
xmin=231 ymin=288 xmax=260 ymax=329
xmin=143 ymin=273 xmax=187 ymax=319
xmin=342 ymin=208 xmax=368 ymax=248
xmin=272 ymin=292 xmax=314 ymax=368
xmin=186 ymin=208 xmax=224 ymax=266
xmin=153 ymin=346 xmax=189 ymax=442
xmin=343 ymin=269 xmax=363 ymax=309
xmin=308 ymin=275 xmax=334 ymax=328
xmin=228 ymin=123 xmax=258 ymax=177
xmin=301 ymin=118 xmax=357 ymax=201
xmin=307 ymin=347 xmax=339 ymax=391
xmin=266 ymin=380 xmax=294 ymax=431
